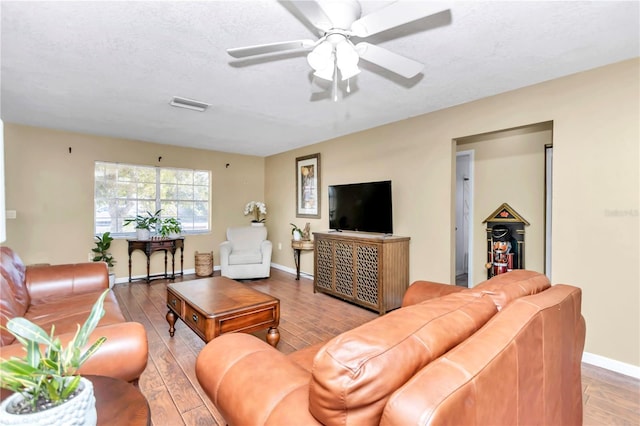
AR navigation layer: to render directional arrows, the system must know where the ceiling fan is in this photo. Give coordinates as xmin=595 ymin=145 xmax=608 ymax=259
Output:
xmin=227 ymin=1 xmax=449 ymax=94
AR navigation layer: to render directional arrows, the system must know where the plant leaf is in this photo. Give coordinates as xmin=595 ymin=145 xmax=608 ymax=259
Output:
xmin=7 ymin=318 xmax=53 ymax=346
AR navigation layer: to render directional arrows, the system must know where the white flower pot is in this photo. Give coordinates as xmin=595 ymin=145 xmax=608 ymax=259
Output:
xmin=0 ymin=377 xmax=97 ymax=426
xmin=293 ymin=231 xmax=302 ymax=241
xmin=167 ymin=232 xmax=181 ymax=239
xmin=136 ymin=228 xmax=151 ymax=240
xmin=251 ymin=222 xmax=265 ymax=227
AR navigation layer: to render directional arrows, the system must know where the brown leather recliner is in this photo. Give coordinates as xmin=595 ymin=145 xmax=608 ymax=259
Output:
xmin=195 ymin=270 xmax=585 ymax=425
xmin=0 ymin=246 xmax=148 ymax=383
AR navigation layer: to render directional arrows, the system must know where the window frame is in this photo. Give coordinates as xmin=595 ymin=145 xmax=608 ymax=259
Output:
xmin=94 ymin=161 xmax=211 ymax=237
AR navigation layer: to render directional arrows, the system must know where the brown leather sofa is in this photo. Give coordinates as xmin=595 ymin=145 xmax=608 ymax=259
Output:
xmin=0 ymin=246 xmax=148 ymax=383
xmin=196 ymin=270 xmax=585 ymax=425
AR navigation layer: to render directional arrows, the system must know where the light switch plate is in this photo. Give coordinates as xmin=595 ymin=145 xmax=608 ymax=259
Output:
xmin=6 ymin=210 xmax=16 ymax=219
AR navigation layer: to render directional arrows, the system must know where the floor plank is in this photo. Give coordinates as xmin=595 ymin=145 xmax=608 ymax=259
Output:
xmin=114 ymin=269 xmax=640 ymax=425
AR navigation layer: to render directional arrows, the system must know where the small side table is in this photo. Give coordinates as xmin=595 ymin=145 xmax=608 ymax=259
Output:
xmin=88 ymin=375 xmax=151 ymax=426
xmin=0 ymin=376 xmax=150 ymax=426
xmin=291 ymin=239 xmax=314 ymax=280
xmin=127 ymin=238 xmax=184 ymax=284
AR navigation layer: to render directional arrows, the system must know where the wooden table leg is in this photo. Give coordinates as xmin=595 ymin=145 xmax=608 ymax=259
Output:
xmin=294 ymin=249 xmax=301 ymax=280
xmin=266 ymin=327 xmax=280 ymax=347
xmin=128 ymin=253 xmax=133 ymax=283
xmin=146 ymin=255 xmax=151 ymax=284
xmin=166 ymin=310 xmax=177 ymax=337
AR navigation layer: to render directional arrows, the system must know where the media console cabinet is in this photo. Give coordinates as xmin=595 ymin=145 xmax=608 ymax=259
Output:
xmin=313 ymin=232 xmax=410 ymax=315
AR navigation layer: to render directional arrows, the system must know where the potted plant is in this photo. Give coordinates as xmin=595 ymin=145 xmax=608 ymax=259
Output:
xmin=244 ymin=201 xmax=267 ymax=226
xmin=92 ymin=232 xmax=116 ymax=287
xmin=124 ymin=209 xmax=161 ymax=240
xmin=0 ymin=289 xmax=109 ymax=426
xmin=159 ymin=217 xmax=183 ymax=239
xmin=290 ymin=223 xmax=303 ymax=241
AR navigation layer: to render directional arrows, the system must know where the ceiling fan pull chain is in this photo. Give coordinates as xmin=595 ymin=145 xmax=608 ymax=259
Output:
xmin=332 ymin=61 xmax=339 ymax=102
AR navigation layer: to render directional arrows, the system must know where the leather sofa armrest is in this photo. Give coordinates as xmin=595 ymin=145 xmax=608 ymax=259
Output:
xmin=196 ymin=333 xmax=321 ymax=425
xmin=78 ymin=322 xmax=148 ymax=382
xmin=26 ymin=262 xmax=109 ymax=301
xmin=401 ymin=280 xmax=465 ymax=307
xmin=0 ymin=322 xmax=148 ymax=383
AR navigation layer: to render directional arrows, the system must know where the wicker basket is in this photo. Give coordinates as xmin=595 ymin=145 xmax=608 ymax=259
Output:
xmin=195 ymin=251 xmax=213 ymax=277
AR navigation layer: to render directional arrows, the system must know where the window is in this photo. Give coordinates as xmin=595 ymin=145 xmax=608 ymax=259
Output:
xmin=94 ymin=162 xmax=210 ymax=235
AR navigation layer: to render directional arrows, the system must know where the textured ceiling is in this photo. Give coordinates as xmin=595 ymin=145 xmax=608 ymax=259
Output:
xmin=1 ymin=1 xmax=638 ymax=156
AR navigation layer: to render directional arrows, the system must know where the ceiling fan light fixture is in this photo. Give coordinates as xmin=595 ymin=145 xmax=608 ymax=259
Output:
xmin=339 ymin=65 xmax=360 ymax=81
xmin=307 ymin=40 xmax=333 ymax=71
xmin=336 ymin=40 xmax=360 ymax=81
xmin=313 ymin=62 xmax=336 ymax=81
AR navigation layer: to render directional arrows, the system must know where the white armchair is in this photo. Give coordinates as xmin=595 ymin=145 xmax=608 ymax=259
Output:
xmin=219 ymin=226 xmax=272 ymax=279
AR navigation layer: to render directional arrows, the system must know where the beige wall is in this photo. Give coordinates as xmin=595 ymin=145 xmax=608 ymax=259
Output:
xmin=456 ymin=124 xmax=552 ymax=285
xmin=3 ymin=125 xmax=264 ymax=279
xmin=265 ymin=58 xmax=639 ymax=367
xmin=1 ymin=59 xmax=637 ymax=368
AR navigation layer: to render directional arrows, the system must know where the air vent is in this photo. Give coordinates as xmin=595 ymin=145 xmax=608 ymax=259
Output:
xmin=169 ymin=96 xmax=210 ymax=112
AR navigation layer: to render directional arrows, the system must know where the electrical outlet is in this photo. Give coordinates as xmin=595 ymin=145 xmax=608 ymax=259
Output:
xmin=88 ymin=253 xmax=94 ymax=262
xmin=278 ymin=242 xmax=282 ymax=250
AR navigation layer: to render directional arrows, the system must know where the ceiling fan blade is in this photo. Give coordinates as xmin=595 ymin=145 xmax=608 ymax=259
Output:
xmin=284 ymin=0 xmax=333 ymax=33
xmin=227 ymin=39 xmax=315 ymax=58
xmin=356 ymin=42 xmax=423 ymax=79
xmin=350 ymin=2 xmax=449 ymax=38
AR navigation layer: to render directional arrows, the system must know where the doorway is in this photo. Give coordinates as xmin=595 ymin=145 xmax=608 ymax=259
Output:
xmin=455 ymin=151 xmax=473 ymax=287
xmin=454 ymin=121 xmax=553 ymax=286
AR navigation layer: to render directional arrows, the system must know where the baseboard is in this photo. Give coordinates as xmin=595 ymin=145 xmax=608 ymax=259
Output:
xmin=114 ymin=265 xmax=221 ymax=284
xmin=271 ymin=262 xmax=314 ymax=280
xmin=582 ymin=351 xmax=640 ymax=379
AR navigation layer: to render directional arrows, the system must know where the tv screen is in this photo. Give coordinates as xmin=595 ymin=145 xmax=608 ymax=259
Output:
xmin=328 ymin=180 xmax=393 ymax=234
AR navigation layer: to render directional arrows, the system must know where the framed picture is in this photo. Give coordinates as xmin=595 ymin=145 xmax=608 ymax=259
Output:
xmin=296 ymin=153 xmax=321 ymax=218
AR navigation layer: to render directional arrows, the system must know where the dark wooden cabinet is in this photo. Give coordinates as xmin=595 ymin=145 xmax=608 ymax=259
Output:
xmin=313 ymin=232 xmax=410 ymax=314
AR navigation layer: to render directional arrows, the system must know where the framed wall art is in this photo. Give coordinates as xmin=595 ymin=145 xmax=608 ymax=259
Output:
xmin=295 ymin=153 xmax=321 ymax=218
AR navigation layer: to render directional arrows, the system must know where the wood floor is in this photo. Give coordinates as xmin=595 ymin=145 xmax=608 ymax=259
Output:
xmin=113 ymin=269 xmax=640 ymax=426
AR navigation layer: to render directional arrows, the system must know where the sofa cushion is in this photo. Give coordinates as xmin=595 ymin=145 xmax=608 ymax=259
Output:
xmin=229 ymin=249 xmax=263 ymax=265
xmin=25 ymin=290 xmax=125 ymax=336
xmin=308 ymin=292 xmax=498 ymax=426
xmin=0 ymin=247 xmax=30 ymax=346
xmin=470 ymin=270 xmax=551 ymax=310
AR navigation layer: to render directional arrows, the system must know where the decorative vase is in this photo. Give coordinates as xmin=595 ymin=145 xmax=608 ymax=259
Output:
xmin=136 ymin=228 xmax=150 ymax=240
xmin=251 ymin=222 xmax=265 ymax=227
xmin=293 ymin=230 xmax=302 ymax=241
xmin=0 ymin=377 xmax=97 ymax=426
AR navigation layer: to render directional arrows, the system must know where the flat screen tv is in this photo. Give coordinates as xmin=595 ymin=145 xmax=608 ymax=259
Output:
xmin=328 ymin=180 xmax=393 ymax=234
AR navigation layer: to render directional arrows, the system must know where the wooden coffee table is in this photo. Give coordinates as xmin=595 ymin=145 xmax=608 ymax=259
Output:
xmin=166 ymin=277 xmax=280 ymax=346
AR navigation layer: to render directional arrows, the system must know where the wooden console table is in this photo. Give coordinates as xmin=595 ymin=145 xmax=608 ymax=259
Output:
xmin=291 ymin=239 xmax=314 ymax=280
xmin=127 ymin=238 xmax=184 ymax=284
xmin=313 ymin=232 xmax=410 ymax=315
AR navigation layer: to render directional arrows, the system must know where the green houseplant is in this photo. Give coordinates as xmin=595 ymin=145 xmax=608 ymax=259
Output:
xmin=124 ymin=209 xmax=161 ymax=240
xmin=290 ymin=223 xmax=303 ymax=241
xmin=92 ymin=232 xmax=116 ymax=287
xmin=91 ymin=232 xmax=115 ymax=268
xmin=159 ymin=217 xmax=183 ymax=238
xmin=0 ymin=290 xmax=109 ymax=425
